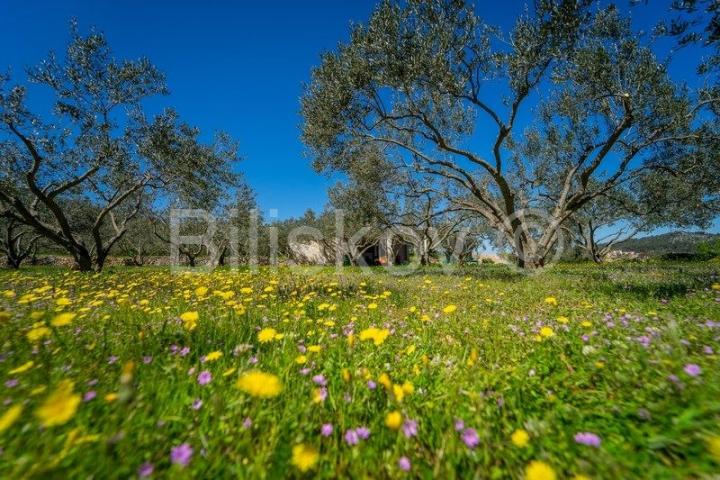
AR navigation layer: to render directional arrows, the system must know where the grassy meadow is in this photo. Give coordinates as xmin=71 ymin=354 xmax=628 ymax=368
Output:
xmin=0 ymin=261 xmax=719 ymax=479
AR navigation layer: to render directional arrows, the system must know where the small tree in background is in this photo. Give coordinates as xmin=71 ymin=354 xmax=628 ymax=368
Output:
xmin=0 ymin=24 xmax=240 ymax=271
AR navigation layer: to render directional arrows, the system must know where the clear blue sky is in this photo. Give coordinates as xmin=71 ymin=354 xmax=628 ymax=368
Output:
xmin=0 ymin=0 xmax=716 ymax=232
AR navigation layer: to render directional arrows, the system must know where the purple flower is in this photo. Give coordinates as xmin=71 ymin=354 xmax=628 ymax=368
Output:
xmin=574 ymin=432 xmax=601 ymax=447
xmin=461 ymin=428 xmax=479 ymax=448
xmin=312 ymin=374 xmax=327 ymax=386
xmin=402 ymin=419 xmax=418 ymax=438
xmin=316 ymin=387 xmax=328 ymax=402
xmin=356 ymin=426 xmax=370 ymax=439
xmin=398 ymin=456 xmax=411 ymax=471
xmin=367 ymin=380 xmax=377 ymax=390
xmin=248 ymin=356 xmax=258 ymax=365
xmin=143 ymin=356 xmax=153 ymax=364
xmin=299 ymin=368 xmax=311 ymax=376
xmin=242 ymin=417 xmax=253 ymax=429
xmin=197 ymin=370 xmax=212 ymax=386
xmin=321 ymin=423 xmax=333 ymax=437
xmin=83 ymin=391 xmax=97 ymax=402
xmin=179 ymin=347 xmax=190 ymax=357
xmin=703 ymin=346 xmax=714 ymax=355
xmin=454 ymin=419 xmax=465 ymax=432
xmin=138 ymin=462 xmax=154 ymax=478
xmin=344 ymin=429 xmax=359 ymax=446
xmin=191 ymin=398 xmax=203 ymax=410
xmin=108 ymin=355 xmax=118 ymax=364
xmin=170 ymin=443 xmax=193 ymax=467
xmin=4 ymin=379 xmax=18 ymax=388
xmin=684 ymin=363 xmax=702 ymax=377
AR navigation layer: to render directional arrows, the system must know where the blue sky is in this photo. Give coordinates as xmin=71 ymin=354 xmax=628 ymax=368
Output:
xmin=0 ymin=0 xmax=717 ymax=232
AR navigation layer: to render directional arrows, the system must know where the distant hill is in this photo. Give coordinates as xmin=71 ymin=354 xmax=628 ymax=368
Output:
xmin=611 ymin=231 xmax=720 ymax=255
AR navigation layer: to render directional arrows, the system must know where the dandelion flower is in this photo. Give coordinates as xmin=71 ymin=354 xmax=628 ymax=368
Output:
xmin=258 ymin=327 xmax=279 ymax=343
xmin=385 ymin=411 xmax=402 ymax=430
xmin=511 ymin=428 xmax=530 ymax=447
xmin=544 ymin=297 xmax=558 ymax=306
xmin=540 ymin=327 xmax=555 ymax=338
xmin=707 ymin=435 xmax=720 ymax=461
xmin=51 ymin=312 xmax=76 ymax=327
xmin=291 ymin=443 xmax=319 ymax=472
xmin=9 ymin=361 xmax=34 ymax=375
xmin=525 ymin=460 xmax=556 ymax=480
xmin=180 ymin=311 xmax=199 ymax=330
xmin=26 ymin=326 xmax=51 ymax=342
xmin=359 ymin=327 xmax=390 ymax=346
xmin=35 ymin=380 xmax=81 ymax=427
xmin=203 ymin=351 xmax=223 ymax=362
xmin=442 ymin=304 xmax=457 ymax=314
xmin=237 ymin=370 xmax=282 ymax=398
xmin=0 ymin=404 xmax=23 ymax=433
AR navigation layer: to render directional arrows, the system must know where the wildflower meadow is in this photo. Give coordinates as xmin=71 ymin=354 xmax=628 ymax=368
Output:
xmin=1 ymin=261 xmax=719 ymax=478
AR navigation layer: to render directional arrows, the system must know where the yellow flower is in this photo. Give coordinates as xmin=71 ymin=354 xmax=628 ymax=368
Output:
xmin=359 ymin=327 xmax=390 ymax=346
xmin=0 ymin=404 xmax=23 ymax=433
xmin=55 ymin=297 xmax=72 ymax=306
xmin=712 ymin=283 xmax=720 ymax=291
xmin=295 ymin=355 xmax=308 ymax=364
xmin=105 ymin=393 xmax=119 ymax=402
xmin=237 ymin=371 xmax=283 ymax=398
xmin=258 ymin=328 xmax=279 ymax=343
xmin=385 ymin=411 xmax=402 ymax=430
xmin=525 ymin=460 xmax=556 ymax=480
xmin=442 ymin=304 xmax=457 ymax=314
xmin=51 ymin=312 xmax=76 ymax=327
xmin=195 ymin=286 xmax=208 ymax=297
xmin=708 ymin=435 xmax=720 ymax=462
xmin=378 ymin=373 xmax=392 ymax=389
xmin=204 ymin=351 xmax=223 ymax=362
xmin=342 ymin=368 xmax=351 ymax=382
xmin=581 ymin=320 xmax=592 ymax=328
xmin=35 ymin=380 xmax=81 ymax=427
xmin=307 ymin=345 xmax=322 ymax=353
xmin=392 ymin=384 xmax=405 ymax=402
xmin=544 ymin=296 xmax=558 ymax=306
xmin=511 ymin=429 xmax=530 ymax=447
xmin=291 ymin=443 xmax=319 ymax=472
xmin=9 ymin=361 xmax=34 ymax=375
xmin=180 ymin=311 xmax=199 ymax=330
xmin=0 ymin=311 xmax=11 ymax=322
xmin=557 ymin=316 xmax=569 ymax=324
xmin=540 ymin=327 xmax=555 ymax=338
xmin=25 ymin=327 xmax=51 ymax=343
xmin=401 ymin=381 xmax=414 ymax=395
xmin=367 ymin=303 xmax=378 ymax=310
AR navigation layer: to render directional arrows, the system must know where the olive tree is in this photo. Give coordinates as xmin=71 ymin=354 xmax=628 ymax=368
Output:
xmin=301 ymin=0 xmax=711 ymax=268
xmin=0 ymin=25 xmax=239 ymax=271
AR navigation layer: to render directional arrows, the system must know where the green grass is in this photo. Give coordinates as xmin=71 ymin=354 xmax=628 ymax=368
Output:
xmin=0 ymin=261 xmax=719 ymax=478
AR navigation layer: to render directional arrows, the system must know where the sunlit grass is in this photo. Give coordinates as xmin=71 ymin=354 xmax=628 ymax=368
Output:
xmin=0 ymin=261 xmax=719 ymax=478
